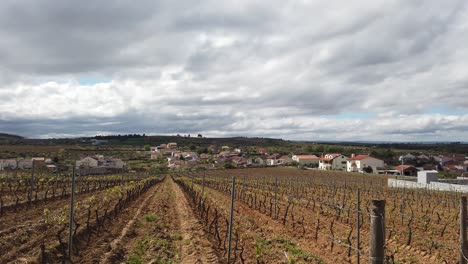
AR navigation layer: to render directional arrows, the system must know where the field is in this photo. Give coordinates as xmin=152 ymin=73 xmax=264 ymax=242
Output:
xmin=0 ymin=167 xmax=465 ymax=263
xmin=175 ymin=168 xmax=464 ymax=263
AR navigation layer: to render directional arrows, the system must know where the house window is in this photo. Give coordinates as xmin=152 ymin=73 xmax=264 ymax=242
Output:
xmin=342 ymin=161 xmax=346 ymax=164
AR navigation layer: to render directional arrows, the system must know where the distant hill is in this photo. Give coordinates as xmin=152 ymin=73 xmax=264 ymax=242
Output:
xmin=0 ymin=133 xmax=25 ymax=144
xmin=96 ymin=135 xmax=290 ymax=148
xmin=0 ymin=133 xmax=24 ymax=140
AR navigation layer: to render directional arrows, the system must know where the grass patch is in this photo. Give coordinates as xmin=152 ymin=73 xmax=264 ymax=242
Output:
xmin=255 ymin=237 xmax=272 ymax=259
xmin=126 ymin=239 xmax=150 ymax=264
xmin=274 ymin=237 xmax=325 ymax=264
xmin=126 ymin=254 xmax=143 ymax=264
xmin=144 ymin=213 xmax=158 ymax=222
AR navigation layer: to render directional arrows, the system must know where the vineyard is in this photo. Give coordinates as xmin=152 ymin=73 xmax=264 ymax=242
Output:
xmin=174 ymin=168 xmax=466 ymax=263
xmin=0 ymin=170 xmax=164 ymax=263
xmin=0 ymin=167 xmax=466 ymax=263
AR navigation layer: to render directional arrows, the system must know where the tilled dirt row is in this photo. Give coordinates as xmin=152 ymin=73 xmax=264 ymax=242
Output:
xmin=0 ymin=187 xmax=129 ymax=263
xmin=73 ymin=181 xmax=165 ymax=263
xmin=196 ymin=182 xmax=347 ymax=263
xmin=1 ymin=179 xmax=160 ymax=263
xmin=94 ymin=176 xmax=219 ymax=263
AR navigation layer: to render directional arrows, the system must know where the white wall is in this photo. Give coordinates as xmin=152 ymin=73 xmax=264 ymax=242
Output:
xmin=347 ymin=157 xmax=384 ymax=173
xmin=332 ymin=155 xmax=348 ymax=170
xmin=388 ymin=178 xmax=468 ymax=193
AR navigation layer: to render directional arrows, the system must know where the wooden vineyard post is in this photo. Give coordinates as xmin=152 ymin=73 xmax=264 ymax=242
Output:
xmin=274 ymin=176 xmax=278 ymax=220
xmin=29 ymin=159 xmax=36 ymax=205
xmin=68 ymin=163 xmax=77 ymax=259
xmin=191 ymin=174 xmax=194 ymax=190
xmin=460 ymin=196 xmax=467 ymax=264
xmin=227 ymin=176 xmax=236 ymax=263
xmin=202 ymin=171 xmax=205 ymax=197
xmin=357 ymin=189 xmax=361 ymax=264
xmin=370 ymin=199 xmax=385 ymax=264
xmin=400 ymin=188 xmax=405 ymax=225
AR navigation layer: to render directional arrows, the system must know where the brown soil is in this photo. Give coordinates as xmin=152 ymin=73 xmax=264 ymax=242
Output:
xmin=95 ymin=176 xmax=219 ymax=263
xmin=0 ymin=188 xmax=122 ymax=263
xmin=197 ymin=183 xmax=329 ymax=263
xmin=171 ymin=176 xmax=220 ymax=263
xmin=74 ymin=182 xmax=164 ymax=263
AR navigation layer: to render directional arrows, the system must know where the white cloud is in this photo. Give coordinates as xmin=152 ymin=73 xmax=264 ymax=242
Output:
xmin=0 ymin=0 xmax=467 ymax=140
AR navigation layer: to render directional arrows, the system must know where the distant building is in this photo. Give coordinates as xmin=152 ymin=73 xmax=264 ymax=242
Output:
xmin=278 ymin=156 xmax=293 ymax=165
xmin=434 ymin=156 xmax=455 ymax=166
xmin=167 ymin=142 xmax=178 ymax=149
xmin=150 ymin=145 xmax=165 ymax=159
xmin=252 ymin=156 xmax=267 ymax=166
xmin=394 ymin=165 xmax=419 ymax=176
xmin=319 ymin=154 xmax=348 ymax=170
xmin=18 ymin=159 xmax=32 ymax=169
xmin=91 ymin=139 xmax=108 ymax=145
xmin=266 ymin=153 xmax=281 ymax=166
xmin=347 ymin=155 xmax=384 ymax=174
xmin=76 ymin=157 xmax=99 ymax=168
xmin=292 ymin=155 xmax=319 ymax=166
xmin=417 ymin=154 xmax=430 ymax=161
xmin=399 ymin=153 xmax=416 ymax=161
xmin=0 ymin=159 xmax=17 ymax=170
xmin=106 ymin=158 xmax=125 ymax=169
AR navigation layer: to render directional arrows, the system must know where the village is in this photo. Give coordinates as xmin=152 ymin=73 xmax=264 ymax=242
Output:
xmin=1 ymin=141 xmax=467 ymax=179
xmin=148 ymin=142 xmax=468 ymax=177
xmin=0 ymin=155 xmax=126 ymax=175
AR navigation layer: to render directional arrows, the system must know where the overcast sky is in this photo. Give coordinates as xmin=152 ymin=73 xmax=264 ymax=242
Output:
xmin=1 ymin=0 xmax=467 ymax=141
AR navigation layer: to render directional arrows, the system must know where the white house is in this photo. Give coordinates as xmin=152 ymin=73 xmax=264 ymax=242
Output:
xmin=253 ymin=156 xmax=267 ymax=166
xmin=277 ymin=156 xmax=293 ymax=165
xmin=319 ymin=154 xmax=348 ymax=170
xmin=292 ymin=155 xmax=319 ymax=166
xmin=346 ymin=155 xmax=384 ymax=174
xmin=150 ymin=146 xmax=162 ymax=159
xmin=76 ymin=157 xmax=98 ymax=168
xmin=107 ymin=158 xmax=125 ymax=169
xmin=0 ymin=159 xmax=17 ymax=170
xmin=18 ymin=159 xmax=33 ymax=169
xmin=167 ymin=142 xmax=178 ymax=149
xmin=399 ymin=153 xmax=416 ymax=161
xmin=266 ymin=154 xmax=281 ymax=166
xmin=417 ymin=154 xmax=430 ymax=160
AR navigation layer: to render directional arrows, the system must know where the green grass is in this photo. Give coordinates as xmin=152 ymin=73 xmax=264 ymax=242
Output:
xmin=126 ymin=254 xmax=143 ymax=264
xmin=274 ymin=237 xmax=325 ymax=264
xmin=144 ymin=213 xmax=158 ymax=222
xmin=255 ymin=237 xmax=272 ymax=259
xmin=126 ymin=239 xmax=149 ymax=264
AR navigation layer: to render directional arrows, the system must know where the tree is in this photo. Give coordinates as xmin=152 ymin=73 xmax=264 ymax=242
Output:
xmin=198 ymin=134 xmax=203 ymax=138
xmin=362 ymin=166 xmax=373 ymax=173
xmin=196 ymin=147 xmax=208 ymax=154
xmin=224 ymin=163 xmax=235 ymax=169
xmin=144 ymin=145 xmax=151 ymax=151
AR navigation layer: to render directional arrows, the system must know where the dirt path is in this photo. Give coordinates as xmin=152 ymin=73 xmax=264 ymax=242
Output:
xmin=75 ymin=182 xmax=164 ymax=263
xmin=99 ymin=181 xmax=164 ymax=263
xmin=99 ymin=176 xmax=219 ymax=263
xmin=170 ymin=176 xmax=220 ymax=263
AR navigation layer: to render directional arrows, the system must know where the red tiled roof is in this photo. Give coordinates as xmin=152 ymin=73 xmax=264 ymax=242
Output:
xmin=295 ymin=155 xmax=319 ymax=160
xmin=320 ymin=153 xmax=341 ymax=161
xmin=347 ymin=155 xmax=369 ymax=161
xmin=394 ymin=165 xmax=417 ymax=171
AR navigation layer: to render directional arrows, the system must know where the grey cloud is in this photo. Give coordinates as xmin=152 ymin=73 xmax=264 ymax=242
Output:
xmin=0 ymin=0 xmax=468 ymax=140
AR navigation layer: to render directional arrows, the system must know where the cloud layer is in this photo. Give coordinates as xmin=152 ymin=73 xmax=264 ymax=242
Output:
xmin=1 ymin=0 xmax=467 ymax=141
